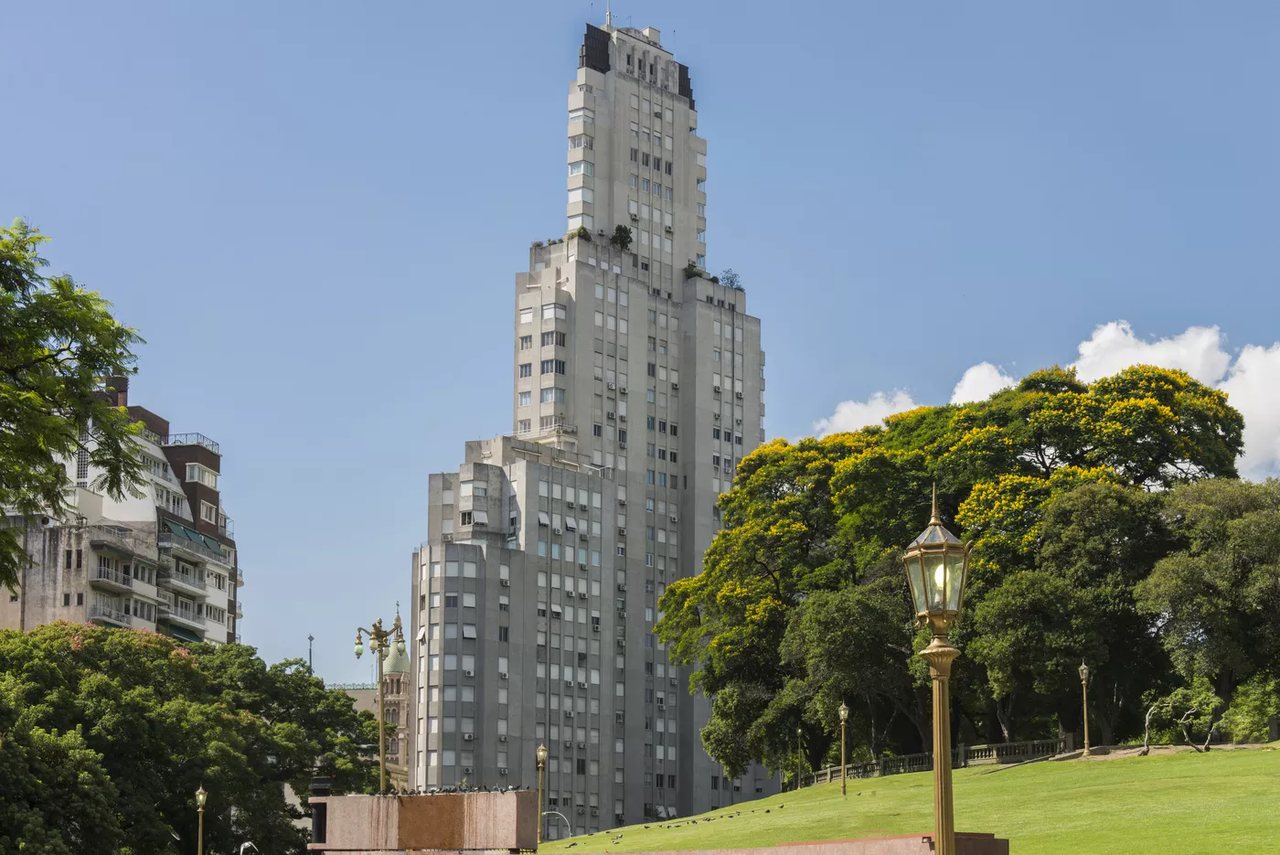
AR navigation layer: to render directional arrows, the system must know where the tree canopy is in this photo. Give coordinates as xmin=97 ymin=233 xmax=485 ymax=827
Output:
xmin=656 ymin=365 xmax=1266 ymax=776
xmin=0 ymin=623 xmax=376 ymax=855
xmin=1 ymin=219 xmax=144 ymax=590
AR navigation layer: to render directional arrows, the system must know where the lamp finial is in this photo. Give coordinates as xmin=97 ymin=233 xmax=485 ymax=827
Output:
xmin=930 ymin=483 xmax=941 ymax=525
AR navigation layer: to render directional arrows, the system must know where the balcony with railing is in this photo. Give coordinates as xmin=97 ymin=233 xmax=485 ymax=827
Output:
xmin=87 ymin=524 xmax=156 ymax=562
xmin=88 ymin=604 xmax=133 ymax=627
xmin=163 ymin=432 xmax=220 ymax=454
xmin=158 ymin=568 xmax=207 ymax=598
xmin=157 ymin=595 xmax=205 ymax=632
xmin=159 ymin=530 xmax=229 ymax=566
xmin=90 ymin=566 xmax=134 ymax=593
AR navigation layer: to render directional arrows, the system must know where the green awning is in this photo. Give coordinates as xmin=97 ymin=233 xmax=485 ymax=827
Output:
xmin=163 ymin=519 xmax=226 ymax=556
xmin=163 ymin=624 xmax=203 ymax=643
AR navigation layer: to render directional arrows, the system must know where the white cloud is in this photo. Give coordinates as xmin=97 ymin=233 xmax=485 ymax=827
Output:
xmin=1071 ymin=321 xmax=1231 ymax=385
xmin=950 ymin=362 xmax=1016 ymax=404
xmin=813 ymin=390 xmax=918 ymax=436
xmin=812 ymin=321 xmax=1280 ymax=479
xmin=1219 ymin=343 xmax=1280 ymax=480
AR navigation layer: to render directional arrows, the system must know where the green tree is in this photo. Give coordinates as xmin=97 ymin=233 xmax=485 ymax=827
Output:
xmin=1136 ymin=479 xmax=1280 ymax=707
xmin=658 ymin=363 xmax=1245 ymax=771
xmin=0 ymin=219 xmax=144 ymax=590
xmin=0 ymin=623 xmax=376 ymax=854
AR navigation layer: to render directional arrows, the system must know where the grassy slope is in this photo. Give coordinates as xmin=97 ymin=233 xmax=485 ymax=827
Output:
xmin=541 ymin=748 xmax=1280 ymax=855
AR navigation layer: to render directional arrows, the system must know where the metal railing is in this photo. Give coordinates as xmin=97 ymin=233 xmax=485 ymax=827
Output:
xmin=88 ymin=604 xmax=133 ymax=626
xmin=164 ymin=432 xmax=220 ymax=454
xmin=86 ymin=524 xmax=156 ymax=560
xmin=91 ymin=566 xmax=134 ymax=588
xmin=159 ymin=532 xmax=227 ymax=564
xmin=158 ymin=568 xmax=208 ymax=592
xmin=790 ymin=736 xmax=1070 ymax=790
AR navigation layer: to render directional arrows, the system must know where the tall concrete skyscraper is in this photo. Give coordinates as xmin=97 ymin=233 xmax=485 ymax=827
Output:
xmin=409 ymin=20 xmax=772 ymax=835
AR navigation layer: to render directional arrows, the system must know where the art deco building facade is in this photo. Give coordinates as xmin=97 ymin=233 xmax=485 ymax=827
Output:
xmin=409 ymin=20 xmax=772 ymax=835
xmin=1 ymin=377 xmax=242 ymax=644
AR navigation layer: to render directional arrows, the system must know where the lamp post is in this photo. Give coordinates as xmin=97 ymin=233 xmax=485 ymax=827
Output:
xmin=354 ymin=611 xmax=409 ymax=793
xmin=536 ymin=743 xmax=549 ymax=845
xmin=795 ymin=726 xmax=804 ymax=790
xmin=838 ymin=701 xmax=849 ymax=797
xmin=1079 ymin=661 xmax=1091 ymax=757
xmin=902 ymin=486 xmax=970 ymax=855
xmin=195 ymin=784 xmax=207 ymax=855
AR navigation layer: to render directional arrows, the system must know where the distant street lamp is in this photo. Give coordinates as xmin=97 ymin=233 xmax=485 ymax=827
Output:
xmin=1079 ymin=661 xmax=1091 ymax=757
xmin=195 ymin=784 xmax=208 ymax=855
xmin=902 ymin=486 xmax=970 ymax=855
xmin=536 ymin=743 xmax=549 ymax=845
xmin=838 ymin=701 xmax=849 ymax=797
xmin=354 ymin=611 xmax=409 ymax=792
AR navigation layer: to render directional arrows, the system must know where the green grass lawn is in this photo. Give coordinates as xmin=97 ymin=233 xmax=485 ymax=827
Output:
xmin=541 ymin=747 xmax=1280 ymax=855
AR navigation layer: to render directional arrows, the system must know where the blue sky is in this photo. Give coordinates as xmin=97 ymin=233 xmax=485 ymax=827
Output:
xmin=4 ymin=1 xmax=1278 ymax=680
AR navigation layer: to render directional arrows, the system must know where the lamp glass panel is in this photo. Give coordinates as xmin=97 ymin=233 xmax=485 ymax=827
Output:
xmin=904 ymin=554 xmax=927 ymax=614
xmin=944 ymin=549 xmax=966 ymax=611
xmin=924 ymin=553 xmax=947 ymax=612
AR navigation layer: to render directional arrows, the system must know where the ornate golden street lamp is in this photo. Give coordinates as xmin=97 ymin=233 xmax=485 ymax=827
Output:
xmin=902 ymin=487 xmax=970 ymax=855
xmin=838 ymin=701 xmax=849 ymax=797
xmin=195 ymin=784 xmax=208 ymax=855
xmin=536 ymin=743 xmax=549 ymax=845
xmin=354 ymin=612 xmax=409 ymax=793
xmin=1079 ymin=661 xmax=1091 ymax=757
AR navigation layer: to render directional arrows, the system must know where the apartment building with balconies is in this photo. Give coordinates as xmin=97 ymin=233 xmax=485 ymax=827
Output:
xmin=1 ymin=377 xmax=242 ymax=644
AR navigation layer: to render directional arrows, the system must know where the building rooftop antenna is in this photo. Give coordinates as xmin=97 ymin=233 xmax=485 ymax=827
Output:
xmin=604 ymin=0 xmax=612 ymax=28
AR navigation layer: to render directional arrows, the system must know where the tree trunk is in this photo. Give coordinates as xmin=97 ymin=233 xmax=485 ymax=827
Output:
xmin=995 ymin=695 xmax=1015 ymax=743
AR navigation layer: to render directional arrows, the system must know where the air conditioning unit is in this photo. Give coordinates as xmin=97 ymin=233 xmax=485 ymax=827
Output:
xmin=736 ymin=392 xmax=744 ymax=399
xmin=620 ymin=386 xmax=628 ymax=395
xmin=464 ymin=733 xmax=475 ymax=741
xmin=565 ymin=679 xmax=574 ymax=688
xmin=501 ymin=579 xmax=511 ymax=587
xmin=578 ymin=592 xmax=587 ymax=600
xmin=665 ymin=225 xmax=672 ymax=233
xmin=619 ymin=441 xmax=627 ymax=449
xmin=618 ymin=498 xmax=626 ymax=506
xmin=618 ymin=527 xmax=626 ymax=536
xmin=499 ymin=671 xmax=509 ymax=679
xmin=670 ymin=515 xmax=678 ymax=523
xmin=442 ymin=533 xmax=453 ymax=542
xmin=578 ymin=682 xmax=587 ymax=690
xmin=657 ymin=699 xmax=665 ymax=707
xmin=580 ymin=502 xmax=589 ymax=510
xmin=617 ymin=609 xmax=627 ymax=619
xmin=616 ymin=639 xmax=626 ymax=648
xmin=713 ymin=385 xmax=721 ymax=393
xmin=630 ymin=213 xmax=639 ymax=221
xmin=464 ymin=669 xmax=475 ymax=677
xmin=499 ymin=734 xmax=508 ymax=742
xmin=607 ymin=381 xmax=616 ymax=390
xmin=578 ymin=806 xmax=586 ymax=815
xmin=579 ymin=562 xmax=588 ymax=570
xmin=736 ymin=418 xmax=743 ymax=426
xmin=607 ymin=411 xmax=616 ymax=420
xmin=617 ymin=583 xmax=626 ymax=591
xmin=464 ymin=766 xmax=473 ymax=774
xmin=619 ymin=415 xmax=627 ymax=422
xmin=592 ymin=625 xmax=600 ymax=632
xmin=554 ymin=527 xmax=562 ymax=535
xmin=671 ymin=382 xmax=678 ymax=390
xmin=500 ymin=767 xmax=509 ymax=775
xmin=670 ymin=677 xmax=677 ymax=686
xmin=591 ymin=807 xmax=600 ymax=816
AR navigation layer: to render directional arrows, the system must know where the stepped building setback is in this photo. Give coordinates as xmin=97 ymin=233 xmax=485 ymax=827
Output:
xmin=408 ymin=19 xmax=773 ymax=835
xmin=1 ymin=377 xmax=242 ymax=645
